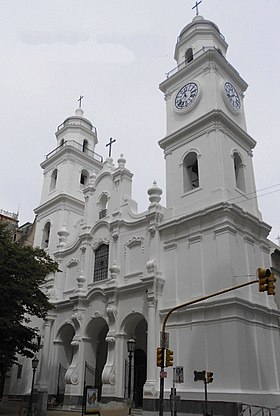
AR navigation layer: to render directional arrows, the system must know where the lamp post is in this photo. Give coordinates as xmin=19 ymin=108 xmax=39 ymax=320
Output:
xmin=27 ymin=357 xmax=39 ymax=416
xmin=127 ymin=338 xmax=136 ymax=413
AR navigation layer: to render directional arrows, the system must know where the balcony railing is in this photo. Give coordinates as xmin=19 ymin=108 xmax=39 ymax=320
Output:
xmin=45 ymin=140 xmax=103 ymax=163
xmin=57 ymin=118 xmax=97 ymax=134
xmin=166 ymin=46 xmax=238 ymax=79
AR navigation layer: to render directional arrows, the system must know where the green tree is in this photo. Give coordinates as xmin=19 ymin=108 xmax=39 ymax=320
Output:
xmin=0 ymin=223 xmax=59 ymax=378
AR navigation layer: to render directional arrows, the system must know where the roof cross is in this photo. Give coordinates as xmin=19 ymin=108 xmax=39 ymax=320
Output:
xmin=106 ymin=137 xmax=116 ymax=158
xmin=78 ymin=95 xmax=84 ymax=108
xmin=192 ymin=0 xmax=202 ymax=16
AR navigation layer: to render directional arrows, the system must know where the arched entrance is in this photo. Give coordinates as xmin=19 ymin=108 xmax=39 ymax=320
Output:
xmin=85 ymin=317 xmax=109 ymax=400
xmin=55 ymin=323 xmax=75 ymax=404
xmin=134 ymin=349 xmax=147 ymax=408
xmin=122 ymin=313 xmax=147 ymax=409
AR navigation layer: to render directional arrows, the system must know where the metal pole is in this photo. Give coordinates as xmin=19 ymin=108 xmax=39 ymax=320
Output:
xmin=81 ymin=362 xmax=87 ymax=416
xmin=170 ymin=369 xmax=176 ymax=416
xmin=27 ymin=368 xmax=36 ymax=416
xmin=160 ymin=279 xmax=259 ymax=416
xmin=128 ymin=352 xmax=133 ymax=414
xmin=162 ymin=279 xmax=259 ymax=333
xmin=128 ymin=352 xmax=132 ymax=399
xmin=204 ymin=380 xmax=208 ymax=416
xmin=159 ymin=364 xmax=164 ymax=416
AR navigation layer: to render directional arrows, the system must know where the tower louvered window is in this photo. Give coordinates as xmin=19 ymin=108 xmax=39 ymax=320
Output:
xmin=183 ymin=152 xmax=199 ymax=192
xmin=93 ymin=244 xmax=109 ymax=282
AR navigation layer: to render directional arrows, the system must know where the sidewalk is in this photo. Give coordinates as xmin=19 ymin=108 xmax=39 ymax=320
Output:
xmin=0 ymin=401 xmax=140 ymax=416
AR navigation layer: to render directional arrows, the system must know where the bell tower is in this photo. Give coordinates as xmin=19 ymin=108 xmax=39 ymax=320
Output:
xmin=34 ymin=106 xmax=103 ymax=252
xmin=156 ymin=12 xmax=280 ymax=413
xmin=159 ymin=15 xmax=261 ymax=220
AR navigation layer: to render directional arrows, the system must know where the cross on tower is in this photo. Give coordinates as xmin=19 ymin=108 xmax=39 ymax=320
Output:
xmin=78 ymin=95 xmax=84 ymax=108
xmin=192 ymin=0 xmax=202 ymax=16
xmin=106 ymin=137 xmax=116 ymax=157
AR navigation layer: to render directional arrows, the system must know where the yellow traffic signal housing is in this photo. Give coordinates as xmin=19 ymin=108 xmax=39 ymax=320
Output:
xmin=165 ymin=349 xmax=174 ymax=367
xmin=206 ymin=371 xmax=213 ymax=383
xmin=156 ymin=347 xmax=164 ymax=367
xmin=267 ymin=272 xmax=276 ymax=295
xmin=258 ymin=268 xmax=271 ymax=292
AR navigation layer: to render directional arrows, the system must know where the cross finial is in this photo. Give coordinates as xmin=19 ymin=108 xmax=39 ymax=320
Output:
xmin=106 ymin=137 xmax=116 ymax=158
xmin=192 ymin=0 xmax=202 ymax=16
xmin=78 ymin=95 xmax=84 ymax=108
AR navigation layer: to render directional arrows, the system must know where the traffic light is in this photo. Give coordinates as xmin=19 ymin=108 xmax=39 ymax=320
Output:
xmin=258 ymin=268 xmax=271 ymax=292
xmin=194 ymin=370 xmax=206 ymax=382
xmin=156 ymin=347 xmax=164 ymax=367
xmin=206 ymin=371 xmax=213 ymax=383
xmin=267 ymin=272 xmax=276 ymax=295
xmin=165 ymin=349 xmax=174 ymax=367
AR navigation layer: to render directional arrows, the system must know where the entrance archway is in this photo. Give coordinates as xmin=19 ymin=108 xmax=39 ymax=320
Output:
xmin=134 ymin=349 xmax=147 ymax=408
xmin=122 ymin=314 xmax=147 ymax=408
xmin=85 ymin=317 xmax=109 ymax=400
xmin=55 ymin=323 xmax=75 ymax=404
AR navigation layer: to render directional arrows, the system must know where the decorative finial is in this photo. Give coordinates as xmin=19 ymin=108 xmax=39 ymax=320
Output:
xmin=192 ymin=0 xmax=202 ymax=16
xmin=147 ymin=180 xmax=162 ymax=205
xmin=106 ymin=137 xmax=116 ymax=158
xmin=118 ymin=154 xmax=126 ymax=169
xmin=78 ymin=95 xmax=84 ymax=108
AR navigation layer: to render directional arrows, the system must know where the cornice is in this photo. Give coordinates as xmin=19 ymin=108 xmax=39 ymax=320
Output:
xmin=159 ymin=296 xmax=280 ymax=327
xmin=34 ymin=193 xmax=84 ymax=215
xmin=158 ymin=201 xmax=271 ymax=241
xmin=158 ymin=109 xmax=256 ymax=152
xmin=41 ymin=145 xmax=103 ymax=170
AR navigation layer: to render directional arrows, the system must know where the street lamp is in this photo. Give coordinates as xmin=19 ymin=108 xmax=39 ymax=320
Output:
xmin=127 ymin=338 xmax=136 ymax=413
xmin=27 ymin=357 xmax=39 ymax=416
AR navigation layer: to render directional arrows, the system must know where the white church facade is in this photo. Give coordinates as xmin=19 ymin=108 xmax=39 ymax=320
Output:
xmin=8 ymin=14 xmax=280 ymax=416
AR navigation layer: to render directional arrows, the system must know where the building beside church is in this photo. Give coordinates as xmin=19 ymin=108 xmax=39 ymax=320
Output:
xmin=7 ymin=13 xmax=280 ymax=416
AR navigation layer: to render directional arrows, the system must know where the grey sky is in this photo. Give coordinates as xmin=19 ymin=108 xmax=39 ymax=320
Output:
xmin=0 ymin=0 xmax=279 ymax=243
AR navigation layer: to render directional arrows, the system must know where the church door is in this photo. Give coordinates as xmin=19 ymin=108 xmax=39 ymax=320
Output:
xmin=133 ymin=349 xmax=146 ymax=408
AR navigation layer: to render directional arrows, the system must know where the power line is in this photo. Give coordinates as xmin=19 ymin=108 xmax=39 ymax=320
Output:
xmin=159 ymin=183 xmax=280 ymax=225
xmin=227 ymin=183 xmax=280 ymax=204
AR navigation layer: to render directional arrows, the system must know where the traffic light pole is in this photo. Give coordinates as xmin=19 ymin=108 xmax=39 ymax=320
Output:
xmin=162 ymin=279 xmax=259 ymax=333
xmin=159 ymin=364 xmax=164 ymax=416
xmin=159 ymin=278 xmax=259 ymax=416
xmin=204 ymin=380 xmax=208 ymax=416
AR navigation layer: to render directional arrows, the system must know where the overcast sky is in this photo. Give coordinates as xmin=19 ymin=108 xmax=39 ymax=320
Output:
xmin=0 ymin=0 xmax=279 ymax=243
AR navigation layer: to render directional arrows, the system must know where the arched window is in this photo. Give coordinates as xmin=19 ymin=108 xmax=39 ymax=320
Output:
xmin=234 ymin=152 xmax=246 ymax=192
xmin=99 ymin=194 xmax=108 ymax=219
xmin=93 ymin=244 xmax=109 ymax=282
xmin=185 ymin=48 xmax=193 ymax=63
xmin=42 ymin=222 xmax=51 ymax=248
xmin=82 ymin=140 xmax=88 ymax=153
xmin=80 ymin=169 xmax=89 ymax=186
xmin=50 ymin=169 xmax=58 ymax=191
xmin=183 ymin=152 xmax=199 ymax=192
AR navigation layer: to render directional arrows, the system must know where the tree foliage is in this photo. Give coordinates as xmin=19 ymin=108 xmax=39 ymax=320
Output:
xmin=0 ymin=223 xmax=59 ymax=376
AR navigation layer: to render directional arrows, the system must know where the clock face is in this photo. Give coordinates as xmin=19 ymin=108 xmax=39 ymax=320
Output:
xmin=175 ymin=82 xmax=198 ymax=110
xmin=224 ymin=82 xmax=241 ymax=110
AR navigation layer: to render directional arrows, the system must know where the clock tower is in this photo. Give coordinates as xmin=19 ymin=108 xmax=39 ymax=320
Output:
xmin=159 ymin=15 xmax=260 ymax=221
xmin=156 ymin=14 xmax=280 ymax=413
